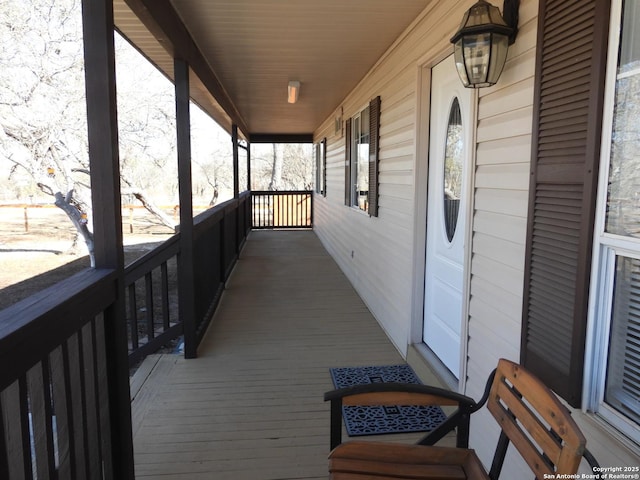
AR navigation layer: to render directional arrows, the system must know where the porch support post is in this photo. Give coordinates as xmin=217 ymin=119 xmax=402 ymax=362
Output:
xmin=246 ymin=141 xmax=251 ymax=191
xmin=80 ymin=0 xmax=134 ymax=477
xmin=232 ymin=124 xmax=240 ymax=199
xmin=174 ymin=58 xmax=197 ymax=359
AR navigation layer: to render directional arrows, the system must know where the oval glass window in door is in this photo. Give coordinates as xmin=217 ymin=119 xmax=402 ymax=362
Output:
xmin=443 ymin=98 xmax=463 ymax=242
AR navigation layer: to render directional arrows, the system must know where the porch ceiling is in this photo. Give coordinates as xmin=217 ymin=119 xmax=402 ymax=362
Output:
xmin=113 ymin=0 xmax=433 ymax=140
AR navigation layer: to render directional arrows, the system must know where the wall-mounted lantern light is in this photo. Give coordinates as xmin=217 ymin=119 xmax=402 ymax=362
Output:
xmin=450 ymin=0 xmax=519 ymax=88
xmin=288 ymin=80 xmax=300 ymax=104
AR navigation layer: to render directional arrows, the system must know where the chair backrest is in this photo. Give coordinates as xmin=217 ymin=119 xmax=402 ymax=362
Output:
xmin=487 ymin=359 xmax=586 ymax=479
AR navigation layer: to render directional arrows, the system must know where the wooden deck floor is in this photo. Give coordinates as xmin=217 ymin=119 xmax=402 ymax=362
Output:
xmin=131 ymin=230 xmax=439 ymax=479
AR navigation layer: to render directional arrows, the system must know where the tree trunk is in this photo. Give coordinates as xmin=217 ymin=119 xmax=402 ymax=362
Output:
xmin=126 ymin=189 xmax=177 ymax=230
xmin=268 ymin=143 xmax=283 ymax=191
xmin=53 ymin=191 xmax=96 ymax=267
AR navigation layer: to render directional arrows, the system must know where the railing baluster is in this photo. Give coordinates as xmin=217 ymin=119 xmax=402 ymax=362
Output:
xmin=257 ymin=195 xmax=261 ymax=227
xmin=50 ymin=344 xmax=76 ymax=479
xmin=303 ymin=193 xmax=307 ymax=226
xmin=161 ymin=262 xmax=170 ymax=330
xmin=284 ymin=194 xmax=288 ymax=227
xmin=145 ymin=273 xmax=154 ymax=340
xmin=27 ymin=360 xmax=56 ymax=480
xmin=254 ymin=193 xmax=259 ymax=228
xmin=20 ymin=376 xmax=33 ymax=480
xmin=0 ymin=390 xmax=8 ymax=480
xmin=94 ymin=315 xmax=113 ymax=480
xmin=270 ymin=193 xmax=273 ymax=227
xmin=128 ymin=284 xmax=138 ymax=351
xmin=0 ymin=378 xmax=33 ymax=479
xmin=66 ymin=332 xmax=89 ymax=478
xmin=81 ymin=321 xmax=102 ymax=479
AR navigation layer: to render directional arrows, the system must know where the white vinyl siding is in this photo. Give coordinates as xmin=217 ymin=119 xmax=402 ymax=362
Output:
xmin=314 ymin=61 xmax=419 ymax=353
xmin=314 ymin=0 xmax=640 ymax=472
xmin=464 ymin=2 xmax=536 ymax=473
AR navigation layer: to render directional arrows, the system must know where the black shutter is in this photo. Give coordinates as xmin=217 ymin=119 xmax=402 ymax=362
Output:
xmin=521 ymin=0 xmax=611 ymax=407
xmin=322 ymin=138 xmax=327 ymax=197
xmin=368 ymin=96 xmax=381 ymax=217
xmin=315 ymin=143 xmax=321 ymax=194
xmin=345 ymin=118 xmax=352 ymax=206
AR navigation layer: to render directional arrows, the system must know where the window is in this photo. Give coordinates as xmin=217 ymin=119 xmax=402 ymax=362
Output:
xmin=590 ymin=0 xmax=640 ymax=439
xmin=315 ymin=138 xmax=326 ymax=196
xmin=351 ymin=106 xmax=370 ymax=211
xmin=344 ymin=96 xmax=380 ymax=216
xmin=443 ymin=98 xmax=463 ymax=242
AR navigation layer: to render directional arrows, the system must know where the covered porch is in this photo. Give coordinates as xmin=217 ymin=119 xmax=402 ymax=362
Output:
xmin=3 ymin=0 xmax=637 ymax=477
xmin=130 ymin=230 xmax=443 ymax=479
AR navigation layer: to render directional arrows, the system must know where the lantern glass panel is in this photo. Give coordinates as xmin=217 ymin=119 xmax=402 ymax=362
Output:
xmin=486 ymin=33 xmax=510 ymax=85
xmin=453 ymin=42 xmax=470 ymax=86
xmin=454 ymin=31 xmax=510 ymax=88
xmin=464 ymin=33 xmax=492 ymax=85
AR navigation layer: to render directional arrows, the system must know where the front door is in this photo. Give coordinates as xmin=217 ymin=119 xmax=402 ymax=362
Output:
xmin=423 ymin=55 xmax=473 ymax=378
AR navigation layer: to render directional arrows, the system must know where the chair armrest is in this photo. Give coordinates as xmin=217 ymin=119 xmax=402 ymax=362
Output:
xmin=583 ymin=448 xmax=600 ymax=470
xmin=324 ymin=382 xmax=478 ymax=451
xmin=324 ymin=382 xmax=475 ymax=405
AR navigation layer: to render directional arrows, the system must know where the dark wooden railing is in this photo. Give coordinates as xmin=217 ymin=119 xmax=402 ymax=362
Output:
xmin=0 ymin=269 xmax=120 ymax=479
xmin=192 ymin=192 xmax=251 ymax=345
xmin=251 ymin=190 xmax=313 ymax=229
xmin=124 ymin=191 xmax=251 ymax=365
xmin=125 ymin=236 xmax=181 ymax=367
xmin=124 ymin=190 xmax=303 ymax=363
xmin=0 ymin=191 xmax=251 ymax=479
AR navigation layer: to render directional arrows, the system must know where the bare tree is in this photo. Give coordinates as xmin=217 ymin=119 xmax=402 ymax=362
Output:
xmin=250 ymin=143 xmax=313 ymax=191
xmin=268 ymin=143 xmax=283 ymax=191
xmin=0 ymin=0 xmax=195 ymax=262
xmin=190 ymin=105 xmax=234 ymax=205
xmin=281 ymin=143 xmax=314 ymax=190
xmin=0 ymin=0 xmax=97 ymax=260
xmin=114 ymin=33 xmax=179 ymax=230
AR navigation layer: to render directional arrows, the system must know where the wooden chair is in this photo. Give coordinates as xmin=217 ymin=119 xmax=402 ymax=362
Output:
xmin=324 ymin=358 xmax=597 ymax=479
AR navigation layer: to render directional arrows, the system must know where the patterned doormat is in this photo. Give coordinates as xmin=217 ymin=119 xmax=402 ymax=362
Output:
xmin=329 ymin=364 xmax=447 ymax=437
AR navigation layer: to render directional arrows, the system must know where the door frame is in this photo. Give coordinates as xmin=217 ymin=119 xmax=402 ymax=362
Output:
xmin=410 ymin=49 xmax=478 ymax=391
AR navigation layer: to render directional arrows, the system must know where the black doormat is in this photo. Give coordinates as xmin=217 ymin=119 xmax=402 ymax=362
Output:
xmin=329 ymin=364 xmax=447 ymax=437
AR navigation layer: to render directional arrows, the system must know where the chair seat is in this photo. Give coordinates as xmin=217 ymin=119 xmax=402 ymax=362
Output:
xmin=328 ymin=442 xmax=490 ymax=480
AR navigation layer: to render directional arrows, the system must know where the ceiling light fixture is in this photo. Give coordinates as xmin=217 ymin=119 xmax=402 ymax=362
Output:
xmin=288 ymin=80 xmax=300 ymax=104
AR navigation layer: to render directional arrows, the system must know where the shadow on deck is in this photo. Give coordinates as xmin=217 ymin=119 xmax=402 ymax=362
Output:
xmin=131 ymin=230 xmax=433 ymax=479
